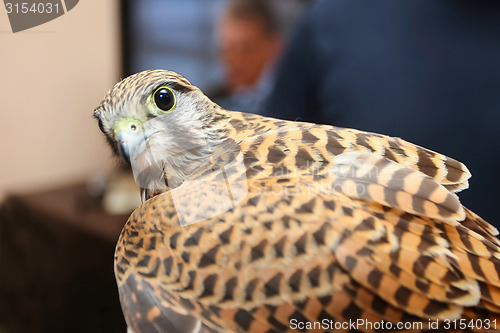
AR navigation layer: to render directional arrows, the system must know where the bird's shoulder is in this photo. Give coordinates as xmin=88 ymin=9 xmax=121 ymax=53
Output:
xmin=224 ymin=112 xmax=470 ymax=193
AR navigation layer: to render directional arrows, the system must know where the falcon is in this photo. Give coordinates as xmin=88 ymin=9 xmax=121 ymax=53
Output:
xmin=94 ymin=69 xmax=500 ymax=332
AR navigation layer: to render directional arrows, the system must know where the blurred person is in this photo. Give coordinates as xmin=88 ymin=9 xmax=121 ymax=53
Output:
xmin=263 ymin=0 xmax=500 ymax=226
xmin=207 ymin=0 xmax=283 ymax=113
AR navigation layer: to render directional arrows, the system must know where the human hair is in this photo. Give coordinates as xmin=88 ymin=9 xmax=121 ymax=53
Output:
xmin=225 ymin=0 xmax=280 ymax=36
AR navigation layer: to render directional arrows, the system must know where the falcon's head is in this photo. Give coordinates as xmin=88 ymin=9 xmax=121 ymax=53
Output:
xmin=94 ymin=69 xmax=229 ymax=192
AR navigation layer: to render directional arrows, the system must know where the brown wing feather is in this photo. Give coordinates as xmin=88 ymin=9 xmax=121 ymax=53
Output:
xmin=226 ymin=112 xmax=471 ymax=192
xmin=117 ymin=272 xmax=203 ymax=333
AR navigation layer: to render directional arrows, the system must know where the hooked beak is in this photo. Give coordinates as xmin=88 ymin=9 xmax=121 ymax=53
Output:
xmin=113 ymin=118 xmax=146 ymax=165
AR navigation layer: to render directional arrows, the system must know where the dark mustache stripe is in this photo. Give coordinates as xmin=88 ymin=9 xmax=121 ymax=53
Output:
xmin=168 ymin=81 xmax=195 ymax=93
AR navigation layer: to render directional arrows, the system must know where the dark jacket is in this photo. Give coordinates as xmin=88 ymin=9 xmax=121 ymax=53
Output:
xmin=263 ymin=0 xmax=500 ymax=226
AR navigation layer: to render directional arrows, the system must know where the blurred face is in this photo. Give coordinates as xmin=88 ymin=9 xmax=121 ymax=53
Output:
xmin=218 ymin=16 xmax=281 ymax=91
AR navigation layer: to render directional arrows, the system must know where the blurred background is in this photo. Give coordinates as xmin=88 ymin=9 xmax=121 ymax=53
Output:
xmin=1 ymin=0 xmax=499 ymax=332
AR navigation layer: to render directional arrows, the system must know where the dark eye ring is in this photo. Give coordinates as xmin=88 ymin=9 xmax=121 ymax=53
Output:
xmin=153 ymin=86 xmax=176 ymax=112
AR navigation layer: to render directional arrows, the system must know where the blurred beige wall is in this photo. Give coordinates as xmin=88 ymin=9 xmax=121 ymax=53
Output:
xmin=0 ymin=1 xmax=120 ymax=199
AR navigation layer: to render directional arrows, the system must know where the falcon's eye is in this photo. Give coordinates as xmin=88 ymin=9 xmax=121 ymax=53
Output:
xmin=153 ymin=86 xmax=176 ymax=112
